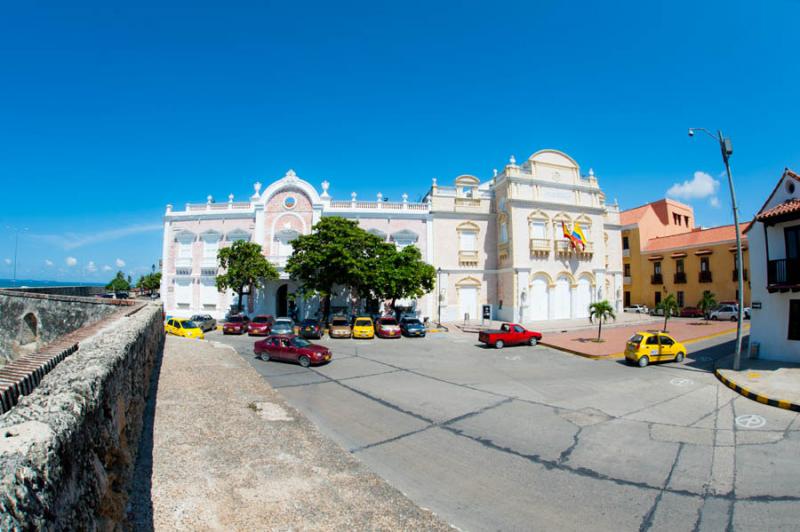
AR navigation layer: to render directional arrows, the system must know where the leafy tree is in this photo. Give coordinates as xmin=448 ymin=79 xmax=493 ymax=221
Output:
xmin=136 ymin=272 xmax=162 ymax=295
xmin=657 ymin=293 xmax=679 ymax=332
xmin=286 ymin=217 xmax=383 ymax=321
xmin=588 ymin=300 xmax=616 ymax=341
xmin=371 ymin=245 xmax=436 ymax=312
xmin=106 ymin=271 xmax=131 ymax=292
xmin=698 ymin=290 xmax=717 ymax=320
xmin=216 ymin=241 xmax=279 ymax=313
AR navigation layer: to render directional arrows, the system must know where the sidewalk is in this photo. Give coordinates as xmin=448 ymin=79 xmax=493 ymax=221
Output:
xmin=715 ymin=354 xmax=800 ymax=412
xmin=539 ymin=319 xmax=749 ymax=359
xmin=127 ymin=336 xmax=450 ymax=530
xmin=452 ymin=311 xmax=661 ymax=334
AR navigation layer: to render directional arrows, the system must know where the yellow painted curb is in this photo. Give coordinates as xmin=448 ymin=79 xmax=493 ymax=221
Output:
xmin=714 ymin=368 xmax=800 ymax=412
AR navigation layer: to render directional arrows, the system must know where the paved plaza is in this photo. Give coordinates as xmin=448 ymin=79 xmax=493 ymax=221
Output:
xmin=212 ymin=329 xmax=800 ymax=531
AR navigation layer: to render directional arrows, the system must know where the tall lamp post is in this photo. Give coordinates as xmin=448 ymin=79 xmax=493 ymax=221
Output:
xmin=688 ymin=128 xmax=745 ymax=370
xmin=8 ymin=226 xmax=28 ymax=287
xmin=437 ymin=267 xmax=443 ymax=325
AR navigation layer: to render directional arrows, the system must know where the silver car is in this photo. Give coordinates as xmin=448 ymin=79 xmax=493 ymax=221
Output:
xmin=271 ymin=318 xmax=295 ymax=335
xmin=190 ymin=314 xmax=217 ymax=332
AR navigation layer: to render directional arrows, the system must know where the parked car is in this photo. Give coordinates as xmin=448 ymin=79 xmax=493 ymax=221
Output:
xmin=328 ymin=316 xmax=352 ymax=338
xmin=299 ymin=318 xmax=324 ymax=339
xmin=649 ymin=307 xmax=676 ymax=317
xmin=399 ymin=317 xmax=426 ymax=337
xmin=375 ymin=317 xmax=402 ymax=338
xmin=352 ymin=317 xmax=375 ymax=339
xmin=478 ymin=323 xmax=542 ymax=349
xmin=709 ymin=304 xmax=739 ymax=321
xmin=625 ymin=332 xmax=686 ymax=367
xmin=624 ymin=304 xmax=649 ymax=314
xmin=253 ymin=334 xmax=332 ymax=367
xmin=223 ymin=315 xmax=250 ymax=335
xmin=164 ymin=318 xmax=205 ymax=340
xmin=678 ymin=307 xmax=705 ymax=318
xmin=190 ymin=314 xmax=217 ymax=332
xmin=248 ymin=315 xmax=274 ymax=336
xmin=271 ymin=317 xmax=295 ymax=335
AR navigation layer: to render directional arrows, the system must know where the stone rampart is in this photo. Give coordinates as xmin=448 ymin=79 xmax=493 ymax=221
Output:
xmin=0 ymin=304 xmax=164 ymax=530
xmin=0 ymin=289 xmax=130 ymax=365
xmin=4 ymin=286 xmax=106 ymax=297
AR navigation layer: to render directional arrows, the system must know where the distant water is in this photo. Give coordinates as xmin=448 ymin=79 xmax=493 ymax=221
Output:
xmin=0 ymin=279 xmax=105 ymax=289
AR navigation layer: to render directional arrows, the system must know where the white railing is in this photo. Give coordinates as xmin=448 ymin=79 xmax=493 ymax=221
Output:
xmin=201 ymin=257 xmax=217 ymax=268
xmin=458 ymin=250 xmax=479 ymax=266
xmin=175 ymin=257 xmax=192 ymax=268
xmin=455 ymin=197 xmax=482 ymax=208
xmin=186 ymin=202 xmax=252 ymax=212
xmin=529 ymin=238 xmax=551 ymax=252
xmin=623 ymin=249 xmax=630 ymax=258
xmin=327 ymin=200 xmax=429 ymax=211
xmin=554 ymin=241 xmax=594 ymax=255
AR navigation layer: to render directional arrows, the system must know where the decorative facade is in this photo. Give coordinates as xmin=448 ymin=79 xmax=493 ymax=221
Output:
xmin=160 ymin=150 xmax=622 ymax=323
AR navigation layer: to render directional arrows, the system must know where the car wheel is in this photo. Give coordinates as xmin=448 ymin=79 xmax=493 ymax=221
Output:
xmin=298 ymin=355 xmax=311 ymax=368
xmin=675 ymin=352 xmax=685 ymax=363
xmin=529 ymin=337 xmax=538 ymax=346
xmin=638 ymin=356 xmax=650 ymax=367
xmin=730 ymin=315 xmax=737 ymax=322
xmin=495 ymin=340 xmax=504 ymax=349
xmin=710 ymin=316 xmax=718 ymax=320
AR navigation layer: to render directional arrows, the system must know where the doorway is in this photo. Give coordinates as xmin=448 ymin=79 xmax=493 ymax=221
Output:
xmin=276 ymin=284 xmax=288 ymax=317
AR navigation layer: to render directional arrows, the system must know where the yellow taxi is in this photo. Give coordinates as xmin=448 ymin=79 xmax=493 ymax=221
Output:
xmin=165 ymin=318 xmax=205 ymax=340
xmin=352 ymin=317 xmax=375 ymax=339
xmin=625 ymin=331 xmax=686 ymax=367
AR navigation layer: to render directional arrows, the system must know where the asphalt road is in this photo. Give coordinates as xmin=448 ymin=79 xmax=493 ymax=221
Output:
xmin=210 ymin=329 xmax=800 ymax=532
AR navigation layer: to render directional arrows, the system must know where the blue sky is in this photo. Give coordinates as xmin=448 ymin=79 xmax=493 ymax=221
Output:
xmin=1 ymin=1 xmax=798 ymax=282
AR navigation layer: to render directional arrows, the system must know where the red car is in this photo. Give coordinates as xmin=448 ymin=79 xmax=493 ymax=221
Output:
xmin=375 ymin=317 xmax=402 ymax=338
xmin=248 ymin=315 xmax=274 ymax=336
xmin=679 ymin=307 xmax=705 ymax=318
xmin=223 ymin=315 xmax=250 ymax=335
xmin=478 ymin=323 xmax=542 ymax=349
xmin=253 ymin=334 xmax=332 ymax=367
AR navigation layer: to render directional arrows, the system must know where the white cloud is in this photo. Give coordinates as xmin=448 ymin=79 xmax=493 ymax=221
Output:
xmin=44 ymin=259 xmax=54 ymax=267
xmin=3 ymin=258 xmax=10 ymax=265
xmin=667 ymin=171 xmax=720 ymax=200
xmin=102 ymin=265 xmax=113 ymax=272
xmin=115 ymin=258 xmax=126 ymax=268
xmin=29 ymin=223 xmax=162 ymax=250
xmin=709 ymin=196 xmax=721 ymax=208
xmin=66 ymin=257 xmax=78 ymax=267
xmin=86 ymin=261 xmax=97 ymax=273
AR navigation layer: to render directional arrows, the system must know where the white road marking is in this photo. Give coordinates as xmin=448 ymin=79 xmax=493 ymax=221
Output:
xmin=670 ymin=378 xmax=694 ymax=387
xmin=736 ymin=414 xmax=766 ymax=429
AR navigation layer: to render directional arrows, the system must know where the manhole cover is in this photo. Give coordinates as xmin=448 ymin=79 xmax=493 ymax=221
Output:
xmin=736 ymin=414 xmax=766 ymax=429
xmin=670 ymin=378 xmax=694 ymax=387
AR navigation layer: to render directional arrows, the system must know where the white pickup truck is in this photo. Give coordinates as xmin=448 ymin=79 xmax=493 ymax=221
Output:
xmin=624 ymin=304 xmax=649 ymax=314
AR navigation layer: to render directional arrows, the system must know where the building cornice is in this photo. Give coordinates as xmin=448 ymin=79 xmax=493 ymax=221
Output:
xmin=507 ymin=198 xmax=606 ymax=214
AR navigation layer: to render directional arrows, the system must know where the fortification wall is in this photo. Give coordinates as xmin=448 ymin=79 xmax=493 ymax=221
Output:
xmin=4 ymin=286 xmax=107 ymax=297
xmin=0 ymin=304 xmax=164 ymax=530
xmin=0 ymin=290 xmax=127 ymax=365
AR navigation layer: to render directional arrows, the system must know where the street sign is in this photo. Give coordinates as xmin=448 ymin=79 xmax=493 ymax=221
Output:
xmin=752 ymin=301 xmax=762 ymax=309
xmin=482 ymin=305 xmax=491 ymax=320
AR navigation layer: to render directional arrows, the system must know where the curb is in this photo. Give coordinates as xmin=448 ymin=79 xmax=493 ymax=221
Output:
xmin=714 ymin=369 xmax=800 ymax=412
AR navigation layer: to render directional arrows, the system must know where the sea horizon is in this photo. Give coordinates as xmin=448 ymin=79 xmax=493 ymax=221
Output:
xmin=0 ymin=278 xmax=106 ymax=289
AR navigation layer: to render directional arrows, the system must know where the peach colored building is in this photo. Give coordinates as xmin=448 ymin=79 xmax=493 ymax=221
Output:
xmin=161 ymin=150 xmax=623 ymax=323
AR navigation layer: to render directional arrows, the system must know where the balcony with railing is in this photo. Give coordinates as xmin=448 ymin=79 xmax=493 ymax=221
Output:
xmin=674 ymin=272 xmax=687 ymax=284
xmin=175 ymin=257 xmax=192 ymax=268
xmin=623 ymin=248 xmax=630 ymax=258
xmin=623 ymin=276 xmax=632 ymax=285
xmin=201 ymin=256 xmax=217 ymax=268
xmin=651 ymin=273 xmax=663 ymax=285
xmin=554 ymin=240 xmax=594 ymax=257
xmin=767 ymin=258 xmax=800 ymax=291
xmin=454 ymin=197 xmax=482 ymax=208
xmin=732 ymin=269 xmax=749 ymax=282
xmin=699 ymin=270 xmax=713 ymax=283
xmin=458 ymin=250 xmax=479 ymax=266
xmin=529 ymin=238 xmax=551 ymax=254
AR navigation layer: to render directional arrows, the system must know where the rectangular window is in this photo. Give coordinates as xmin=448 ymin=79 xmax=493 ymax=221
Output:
xmin=700 ymin=257 xmax=709 ymax=272
xmin=624 ymin=263 xmax=631 ymax=276
xmin=624 ymin=291 xmax=631 ymax=307
xmin=676 ymin=259 xmax=684 ymax=273
xmin=684 ymin=215 xmax=690 ymax=227
xmin=654 ymin=291 xmax=661 ymax=305
xmin=673 ymin=213 xmax=680 ymax=225
xmin=530 ymin=221 xmax=546 ymax=239
xmin=677 ymin=291 xmax=684 ymax=307
xmin=178 ymin=241 xmax=192 ymax=258
xmin=786 ymin=225 xmax=800 ymax=260
xmin=622 ymin=236 xmax=629 ymax=250
xmin=789 ymin=300 xmax=800 ymax=341
xmin=459 ymin=231 xmax=477 ymax=251
xmin=203 ymin=239 xmax=218 ymax=258
xmin=654 ymin=261 xmax=661 ymax=275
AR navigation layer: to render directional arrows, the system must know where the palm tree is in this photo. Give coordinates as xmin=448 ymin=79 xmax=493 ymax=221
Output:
xmin=588 ymin=300 xmax=616 ymax=341
xmin=657 ymin=293 xmax=679 ymax=332
xmin=698 ymin=290 xmax=717 ymax=321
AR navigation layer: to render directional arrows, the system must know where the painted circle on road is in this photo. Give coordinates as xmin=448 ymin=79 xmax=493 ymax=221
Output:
xmin=670 ymin=378 xmax=694 ymax=387
xmin=736 ymin=414 xmax=766 ymax=429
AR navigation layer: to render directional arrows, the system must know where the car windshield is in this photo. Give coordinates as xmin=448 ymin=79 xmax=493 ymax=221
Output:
xmin=191 ymin=315 xmax=203 ymax=321
xmin=291 ymin=337 xmax=311 ymax=347
xmin=380 ymin=318 xmax=398 ymax=325
xmin=629 ymin=334 xmax=644 ymax=343
xmin=331 ymin=319 xmax=349 ymax=326
xmin=355 ymin=319 xmax=371 ymax=327
xmin=227 ymin=316 xmax=244 ymax=323
xmin=181 ymin=321 xmax=198 ymax=329
xmin=403 ymin=319 xmax=422 ymax=325
xmin=274 ymin=321 xmax=292 ymax=327
xmin=301 ymin=320 xmax=318 ymax=326
xmin=253 ymin=316 xmax=271 ymax=323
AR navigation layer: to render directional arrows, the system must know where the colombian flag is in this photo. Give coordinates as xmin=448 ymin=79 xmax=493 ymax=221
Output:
xmin=562 ymin=222 xmax=578 ymax=250
xmin=571 ymin=223 xmax=587 ymax=250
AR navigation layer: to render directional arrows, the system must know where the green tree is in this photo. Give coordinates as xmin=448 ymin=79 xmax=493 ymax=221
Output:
xmin=371 ymin=245 xmax=436 ymax=312
xmin=657 ymin=293 xmax=680 ymax=332
xmin=136 ymin=272 xmax=162 ymax=295
xmin=216 ymin=241 xmax=279 ymax=313
xmin=698 ymin=290 xmax=717 ymax=320
xmin=286 ymin=217 xmax=383 ymax=321
xmin=588 ymin=300 xmax=616 ymax=341
xmin=106 ymin=271 xmax=131 ymax=292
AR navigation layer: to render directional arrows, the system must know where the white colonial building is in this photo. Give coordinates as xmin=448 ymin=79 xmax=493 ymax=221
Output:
xmin=160 ymin=149 xmax=622 ymax=323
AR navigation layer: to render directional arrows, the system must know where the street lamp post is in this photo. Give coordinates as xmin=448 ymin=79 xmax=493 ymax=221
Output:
xmin=9 ymin=226 xmax=28 ymax=287
xmin=437 ymin=267 xmax=443 ymax=325
xmin=688 ymin=128 xmax=745 ymax=370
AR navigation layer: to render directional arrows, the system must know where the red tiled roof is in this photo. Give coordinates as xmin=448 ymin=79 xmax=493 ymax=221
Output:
xmin=643 ymin=223 xmax=750 ymax=253
xmin=756 ymin=198 xmax=800 ymax=221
